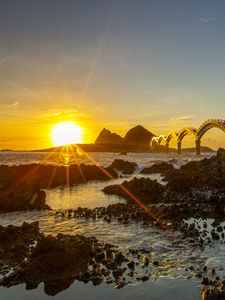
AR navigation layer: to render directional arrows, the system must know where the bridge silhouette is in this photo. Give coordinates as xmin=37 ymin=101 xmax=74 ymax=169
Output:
xmin=151 ymin=119 xmax=225 ymax=155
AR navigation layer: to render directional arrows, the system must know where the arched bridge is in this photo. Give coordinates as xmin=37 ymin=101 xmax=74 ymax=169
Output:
xmin=151 ymin=119 xmax=225 ymax=155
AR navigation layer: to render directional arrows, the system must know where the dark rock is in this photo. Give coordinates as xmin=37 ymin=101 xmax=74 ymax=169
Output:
xmin=141 ymin=162 xmax=174 ymax=175
xmin=95 ymin=128 xmax=123 ymax=144
xmin=127 ymin=261 xmax=135 ymax=270
xmin=201 ymin=277 xmax=209 ymax=285
xmin=141 ymin=276 xmax=149 ymax=281
xmin=152 ymin=260 xmax=159 ymax=266
xmin=166 ymin=173 xmax=194 ymax=193
xmin=123 ymin=125 xmax=154 ymax=146
xmin=0 ymin=163 xmax=118 ymax=191
xmin=0 ymin=187 xmax=49 ymax=213
xmin=114 ymin=252 xmax=127 ymax=265
xmin=95 ymin=252 xmax=105 ymax=263
xmin=114 ymin=279 xmax=126 ymax=289
xmin=110 ymin=159 xmax=137 ymax=175
xmin=103 ymin=177 xmax=165 ymax=204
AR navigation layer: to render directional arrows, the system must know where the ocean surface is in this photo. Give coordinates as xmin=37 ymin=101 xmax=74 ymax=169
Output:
xmin=0 ymin=150 xmax=224 ymax=299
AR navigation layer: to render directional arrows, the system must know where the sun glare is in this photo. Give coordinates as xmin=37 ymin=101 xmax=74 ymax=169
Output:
xmin=51 ymin=121 xmax=83 ymax=147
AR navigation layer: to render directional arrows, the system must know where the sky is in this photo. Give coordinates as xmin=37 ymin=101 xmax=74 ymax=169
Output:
xmin=0 ymin=0 xmax=225 ymax=149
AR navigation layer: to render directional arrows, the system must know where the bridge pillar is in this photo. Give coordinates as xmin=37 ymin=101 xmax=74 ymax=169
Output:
xmin=166 ymin=143 xmax=169 ymax=153
xmin=177 ymin=141 xmax=181 ymax=155
xmin=195 ymin=139 xmax=201 ymax=155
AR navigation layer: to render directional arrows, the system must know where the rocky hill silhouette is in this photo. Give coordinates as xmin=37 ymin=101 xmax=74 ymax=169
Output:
xmin=95 ymin=128 xmax=123 ymax=144
xmin=95 ymin=125 xmax=155 ymax=146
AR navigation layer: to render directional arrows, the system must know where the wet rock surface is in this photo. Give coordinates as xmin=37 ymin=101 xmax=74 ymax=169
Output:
xmin=109 ymin=159 xmax=137 ymax=174
xmin=0 ymin=163 xmax=118 ymax=189
xmin=164 ymin=148 xmax=225 ymax=190
xmin=0 ymin=186 xmax=49 ymax=212
xmin=102 ymin=149 xmax=225 ymax=223
xmin=103 ymin=177 xmax=165 ymax=204
xmin=141 ymin=162 xmax=175 ymax=175
xmin=0 ymin=222 xmax=42 ymax=274
xmin=0 ymin=221 xmax=205 ymax=296
xmin=0 ymin=223 xmax=123 ymax=295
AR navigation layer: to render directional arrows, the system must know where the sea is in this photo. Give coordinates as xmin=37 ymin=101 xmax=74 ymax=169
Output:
xmin=0 ymin=150 xmax=224 ymax=300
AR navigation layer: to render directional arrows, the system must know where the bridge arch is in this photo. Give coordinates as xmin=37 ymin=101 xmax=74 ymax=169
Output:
xmin=158 ymin=135 xmax=167 ymax=144
xmin=165 ymin=132 xmax=178 ymax=144
xmin=197 ymin=119 xmax=225 ymax=139
xmin=150 ymin=119 xmax=225 ymax=155
xmin=177 ymin=127 xmax=197 ymax=142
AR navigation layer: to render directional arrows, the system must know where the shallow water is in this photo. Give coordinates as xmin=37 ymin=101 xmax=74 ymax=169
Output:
xmin=0 ymin=278 xmax=201 ymax=300
xmin=0 ymin=150 xmax=213 ymax=168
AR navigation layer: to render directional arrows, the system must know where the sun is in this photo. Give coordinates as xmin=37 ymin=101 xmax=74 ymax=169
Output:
xmin=51 ymin=121 xmax=83 ymax=147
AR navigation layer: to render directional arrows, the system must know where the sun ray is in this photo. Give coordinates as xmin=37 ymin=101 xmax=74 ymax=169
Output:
xmin=75 ymin=145 xmax=166 ymax=228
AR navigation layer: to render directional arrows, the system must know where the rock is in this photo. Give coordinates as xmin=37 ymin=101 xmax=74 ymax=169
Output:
xmin=110 ymin=159 xmax=137 ymax=175
xmin=141 ymin=162 xmax=174 ymax=175
xmin=95 ymin=252 xmax=105 ymax=263
xmin=0 ymin=164 xmax=118 ymax=190
xmin=166 ymin=173 xmax=194 ymax=193
xmin=201 ymin=277 xmax=209 ymax=285
xmin=123 ymin=125 xmax=154 ymax=146
xmin=114 ymin=252 xmax=127 ymax=265
xmin=211 ymin=231 xmax=220 ymax=240
xmin=95 ymin=128 xmax=123 ymax=144
xmin=127 ymin=261 xmax=135 ymax=270
xmin=142 ymin=256 xmax=149 ymax=266
xmin=0 ymin=186 xmax=49 ymax=213
xmin=141 ymin=276 xmax=149 ymax=281
xmin=0 ymin=233 xmax=101 ymax=295
xmin=115 ymin=279 xmax=126 ymax=289
xmin=152 ymin=260 xmax=159 ymax=266
xmin=201 ymin=287 xmax=225 ymax=300
xmin=103 ymin=177 xmax=165 ymax=204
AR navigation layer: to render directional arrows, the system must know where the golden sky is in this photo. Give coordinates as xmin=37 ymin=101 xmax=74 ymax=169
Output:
xmin=0 ymin=1 xmax=225 ymax=150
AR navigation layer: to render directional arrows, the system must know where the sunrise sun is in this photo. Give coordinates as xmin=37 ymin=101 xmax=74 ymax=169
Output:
xmin=51 ymin=121 xmax=83 ymax=147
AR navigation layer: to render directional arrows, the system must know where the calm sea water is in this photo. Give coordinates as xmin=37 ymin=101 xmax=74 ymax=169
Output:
xmin=0 ymin=151 xmax=223 ymax=299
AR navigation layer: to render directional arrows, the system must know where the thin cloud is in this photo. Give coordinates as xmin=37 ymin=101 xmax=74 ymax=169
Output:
xmin=170 ymin=115 xmax=195 ymax=122
xmin=10 ymin=101 xmax=19 ymax=107
xmin=198 ymin=17 xmax=215 ymax=23
xmin=2 ymin=101 xmax=19 ymax=107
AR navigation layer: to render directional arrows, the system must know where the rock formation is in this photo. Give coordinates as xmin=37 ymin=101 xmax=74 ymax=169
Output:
xmin=95 ymin=125 xmax=155 ymax=146
xmin=95 ymin=128 xmax=123 ymax=144
xmin=123 ymin=125 xmax=154 ymax=146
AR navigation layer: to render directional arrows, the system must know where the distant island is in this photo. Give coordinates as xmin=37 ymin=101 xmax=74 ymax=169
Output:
xmin=25 ymin=125 xmax=214 ymax=153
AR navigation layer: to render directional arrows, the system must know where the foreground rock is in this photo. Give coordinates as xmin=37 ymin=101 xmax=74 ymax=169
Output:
xmin=0 ymin=163 xmax=118 ymax=189
xmin=0 ymin=225 xmax=129 ymax=295
xmin=102 ymin=175 xmax=225 ymax=223
xmin=1 ymin=221 xmax=204 ymax=296
xmin=201 ymin=280 xmax=225 ymax=300
xmin=110 ymin=159 xmax=137 ymax=174
xmin=141 ymin=162 xmax=174 ymax=175
xmin=61 ymin=203 xmax=163 ymax=227
xmin=165 ymin=148 xmax=225 ymax=190
xmin=0 ymin=222 xmax=42 ymax=272
xmin=103 ymin=177 xmax=165 ymax=204
xmin=0 ymin=186 xmax=49 ymax=212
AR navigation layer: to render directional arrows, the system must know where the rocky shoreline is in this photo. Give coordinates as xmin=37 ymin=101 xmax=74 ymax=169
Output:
xmin=1 ymin=150 xmax=225 ymax=299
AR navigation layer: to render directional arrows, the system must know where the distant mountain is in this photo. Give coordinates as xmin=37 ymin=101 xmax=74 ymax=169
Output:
xmin=124 ymin=125 xmax=154 ymax=146
xmin=95 ymin=125 xmax=155 ymax=146
xmin=95 ymin=128 xmax=123 ymax=144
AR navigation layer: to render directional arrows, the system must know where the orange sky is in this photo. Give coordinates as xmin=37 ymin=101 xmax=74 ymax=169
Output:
xmin=0 ymin=1 xmax=225 ymax=150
